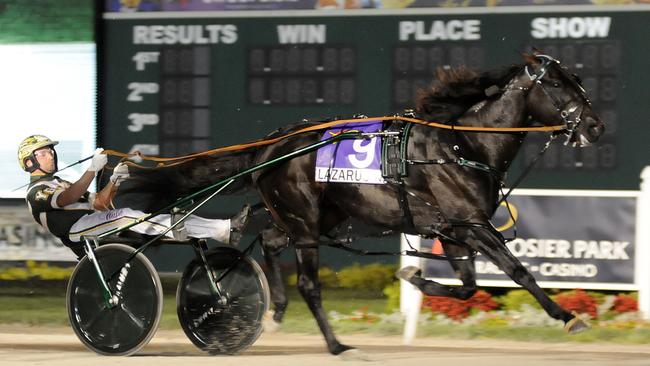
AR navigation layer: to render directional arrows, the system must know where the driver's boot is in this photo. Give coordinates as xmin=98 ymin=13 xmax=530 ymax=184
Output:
xmin=228 ymin=204 xmax=251 ymax=246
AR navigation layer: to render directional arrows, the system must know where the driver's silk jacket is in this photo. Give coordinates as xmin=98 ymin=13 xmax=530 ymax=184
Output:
xmin=25 ymin=174 xmax=94 ymax=242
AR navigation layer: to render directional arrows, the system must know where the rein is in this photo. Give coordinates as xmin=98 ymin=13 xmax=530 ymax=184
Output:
xmin=103 ymin=115 xmax=567 ymax=168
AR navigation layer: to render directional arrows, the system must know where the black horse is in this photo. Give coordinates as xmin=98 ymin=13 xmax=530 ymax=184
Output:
xmin=125 ymin=52 xmax=605 ymax=356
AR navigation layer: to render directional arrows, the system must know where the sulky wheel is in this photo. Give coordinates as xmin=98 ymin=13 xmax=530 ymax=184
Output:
xmin=176 ymin=246 xmax=270 ymax=355
xmin=66 ymin=243 xmax=163 ymax=356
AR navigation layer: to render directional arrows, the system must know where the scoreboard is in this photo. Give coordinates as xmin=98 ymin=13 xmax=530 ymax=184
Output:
xmin=248 ymin=44 xmax=357 ymax=105
xmin=100 ymin=8 xmax=650 ymax=190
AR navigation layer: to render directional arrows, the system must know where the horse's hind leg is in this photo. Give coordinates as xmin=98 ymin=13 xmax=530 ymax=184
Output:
xmin=295 ymin=247 xmax=353 ymax=355
xmin=466 ymin=225 xmax=588 ymax=332
xmin=442 ymin=243 xmax=478 ymax=300
xmin=260 ymin=226 xmax=289 ymax=328
xmin=399 ymin=243 xmax=477 ymax=300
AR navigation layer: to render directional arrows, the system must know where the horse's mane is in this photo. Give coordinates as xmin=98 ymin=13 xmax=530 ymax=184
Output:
xmin=416 ymin=64 xmax=522 ymax=123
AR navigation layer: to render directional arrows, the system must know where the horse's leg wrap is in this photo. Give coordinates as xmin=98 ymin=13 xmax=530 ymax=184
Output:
xmin=409 ymin=276 xmax=476 ymax=300
xmin=405 ymin=241 xmax=477 ymax=300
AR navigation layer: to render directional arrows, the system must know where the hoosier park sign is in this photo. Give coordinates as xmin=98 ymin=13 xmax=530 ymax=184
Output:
xmin=422 ymin=189 xmax=638 ymax=290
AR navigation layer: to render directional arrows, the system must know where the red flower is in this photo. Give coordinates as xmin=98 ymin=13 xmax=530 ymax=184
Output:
xmin=555 ymin=289 xmax=598 ymax=318
xmin=422 ymin=290 xmax=498 ymax=320
xmin=613 ymin=294 xmax=638 ymax=313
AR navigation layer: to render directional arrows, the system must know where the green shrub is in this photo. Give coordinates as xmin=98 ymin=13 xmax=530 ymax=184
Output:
xmin=585 ymin=290 xmax=607 ymax=304
xmin=286 ymin=263 xmax=397 ymax=291
xmin=317 ymin=267 xmax=340 ymax=288
xmin=496 ymin=289 xmax=541 ymax=311
xmin=478 ymin=316 xmax=509 ymax=328
xmin=286 ymin=266 xmax=340 ymax=288
xmin=0 ymin=261 xmax=73 ymax=281
xmin=337 ymin=263 xmax=396 ymax=291
xmin=383 ymin=281 xmax=400 ymax=312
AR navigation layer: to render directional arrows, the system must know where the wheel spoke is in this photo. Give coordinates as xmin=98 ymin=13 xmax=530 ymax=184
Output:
xmin=185 ymin=283 xmax=213 ymax=297
xmin=75 ymin=287 xmax=104 ymax=298
xmin=220 ymin=273 xmax=258 ymax=298
xmin=231 ymin=293 xmax=264 ymax=310
xmin=120 ymin=303 xmax=146 ymax=330
xmin=77 ymin=302 xmax=109 ymax=330
xmin=109 ymin=310 xmax=121 ymax=347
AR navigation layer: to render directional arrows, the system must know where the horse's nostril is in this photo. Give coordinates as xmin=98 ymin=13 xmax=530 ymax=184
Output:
xmin=584 ymin=116 xmax=604 ymax=139
xmin=589 ymin=123 xmax=604 ymax=138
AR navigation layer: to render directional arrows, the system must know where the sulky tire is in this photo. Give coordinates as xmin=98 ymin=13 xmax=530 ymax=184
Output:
xmin=176 ymin=247 xmax=270 ymax=355
xmin=66 ymin=243 xmax=163 ymax=356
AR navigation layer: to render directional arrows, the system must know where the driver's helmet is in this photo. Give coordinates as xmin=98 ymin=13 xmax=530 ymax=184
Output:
xmin=18 ymin=135 xmax=59 ymax=173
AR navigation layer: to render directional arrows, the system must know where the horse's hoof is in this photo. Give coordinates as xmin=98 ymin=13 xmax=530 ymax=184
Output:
xmin=396 ymin=266 xmax=422 ymax=282
xmin=263 ymin=310 xmax=281 ymax=333
xmin=338 ymin=348 xmax=372 ymax=362
xmin=331 ymin=343 xmax=354 ymax=355
xmin=564 ymin=312 xmax=590 ymax=334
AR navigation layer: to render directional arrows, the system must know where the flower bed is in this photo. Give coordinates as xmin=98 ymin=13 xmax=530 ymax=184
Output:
xmin=421 ymin=287 xmax=640 ymax=321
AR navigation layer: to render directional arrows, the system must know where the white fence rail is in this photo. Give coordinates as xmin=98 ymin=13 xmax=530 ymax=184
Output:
xmin=635 ymin=166 xmax=650 ymax=318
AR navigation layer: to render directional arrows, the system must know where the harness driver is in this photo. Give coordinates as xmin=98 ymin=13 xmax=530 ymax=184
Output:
xmin=19 ymin=135 xmax=250 ymax=259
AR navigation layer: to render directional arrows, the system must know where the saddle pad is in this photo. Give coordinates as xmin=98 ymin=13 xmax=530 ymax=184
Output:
xmin=315 ymin=121 xmax=386 ymax=184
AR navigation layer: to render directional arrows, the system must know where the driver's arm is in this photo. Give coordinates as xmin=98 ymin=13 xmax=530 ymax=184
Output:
xmin=56 ymin=148 xmax=107 ymax=207
xmin=93 ymin=181 xmax=119 ymax=211
xmin=56 ymin=170 xmax=96 ymax=207
xmin=93 ymin=162 xmax=130 ymax=211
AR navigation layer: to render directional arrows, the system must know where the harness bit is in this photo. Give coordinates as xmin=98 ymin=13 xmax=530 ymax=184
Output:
xmin=525 ymin=54 xmax=591 ymax=146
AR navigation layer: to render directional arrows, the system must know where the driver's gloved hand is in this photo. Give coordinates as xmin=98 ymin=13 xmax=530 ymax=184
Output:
xmin=88 ymin=148 xmax=107 ymax=173
xmin=110 ymin=162 xmax=130 ymax=186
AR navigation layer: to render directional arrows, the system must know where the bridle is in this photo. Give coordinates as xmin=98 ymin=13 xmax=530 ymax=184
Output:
xmin=522 ymin=54 xmax=592 ymax=146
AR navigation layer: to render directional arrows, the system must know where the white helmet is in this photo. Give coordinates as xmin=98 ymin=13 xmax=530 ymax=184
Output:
xmin=18 ymin=135 xmax=59 ymax=173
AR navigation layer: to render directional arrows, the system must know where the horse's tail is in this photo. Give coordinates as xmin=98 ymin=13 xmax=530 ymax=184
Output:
xmin=115 ymin=148 xmax=258 ymax=212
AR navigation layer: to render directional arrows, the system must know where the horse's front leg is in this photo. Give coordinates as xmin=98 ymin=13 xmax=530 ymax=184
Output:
xmin=295 ymin=246 xmax=354 ymax=355
xmin=397 ymin=242 xmax=477 ymax=300
xmin=466 ymin=225 xmax=589 ymax=333
xmin=260 ymin=226 xmax=289 ymax=330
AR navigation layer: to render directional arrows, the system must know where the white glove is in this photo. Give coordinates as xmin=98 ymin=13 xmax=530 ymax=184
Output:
xmin=87 ymin=148 xmax=107 ymax=172
xmin=110 ymin=162 xmax=130 ymax=186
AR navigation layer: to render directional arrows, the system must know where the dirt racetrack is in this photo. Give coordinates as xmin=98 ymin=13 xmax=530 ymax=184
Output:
xmin=1 ymin=325 xmax=650 ymax=366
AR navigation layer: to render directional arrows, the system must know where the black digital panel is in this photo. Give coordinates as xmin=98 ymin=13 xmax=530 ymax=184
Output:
xmin=159 ymin=46 xmax=211 ymax=156
xmin=247 ymin=46 xmax=357 ymax=105
xmin=523 ymin=41 xmax=620 ymax=171
xmin=161 ymin=47 xmax=211 ymax=75
xmin=160 ymin=77 xmax=210 ymax=106
xmin=392 ymin=44 xmax=485 ymax=110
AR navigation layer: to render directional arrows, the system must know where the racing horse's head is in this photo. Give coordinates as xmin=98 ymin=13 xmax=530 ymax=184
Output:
xmin=521 ymin=51 xmax=605 ymax=146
